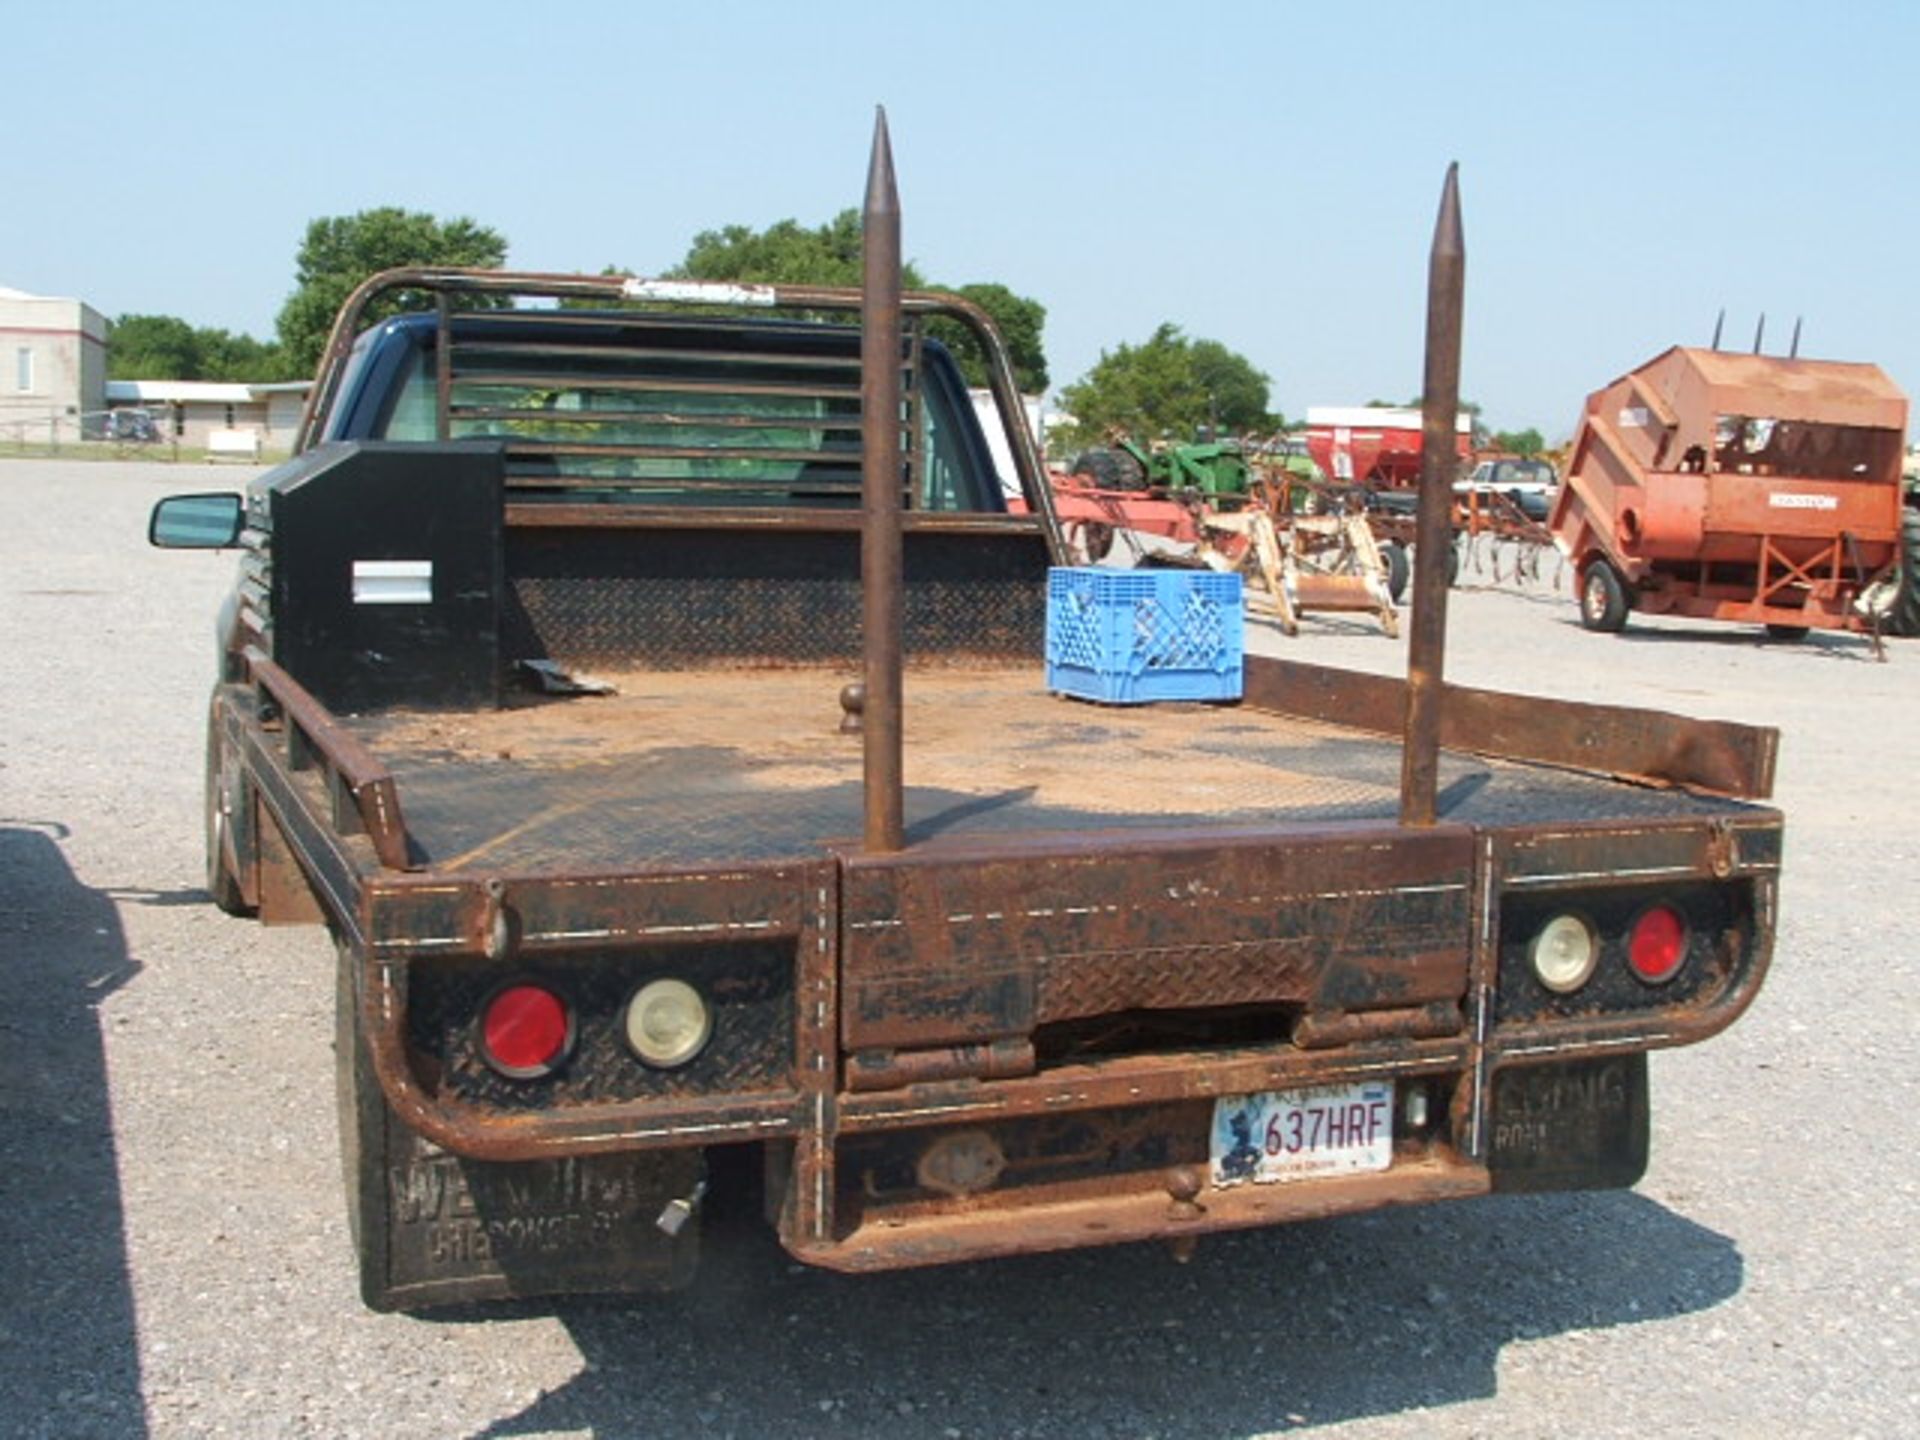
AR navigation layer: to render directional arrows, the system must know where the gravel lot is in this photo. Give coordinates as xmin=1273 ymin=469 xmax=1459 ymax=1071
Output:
xmin=2 ymin=458 xmax=1915 ymax=1439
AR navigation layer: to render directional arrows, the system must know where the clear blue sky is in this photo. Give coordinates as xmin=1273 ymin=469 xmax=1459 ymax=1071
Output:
xmin=4 ymin=1 xmax=1914 ymax=439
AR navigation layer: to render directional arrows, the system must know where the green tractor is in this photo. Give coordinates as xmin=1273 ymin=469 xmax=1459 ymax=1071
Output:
xmin=1070 ymin=435 xmax=1251 ymax=497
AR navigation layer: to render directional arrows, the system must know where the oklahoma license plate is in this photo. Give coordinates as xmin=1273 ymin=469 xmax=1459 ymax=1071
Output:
xmin=1210 ymin=1081 xmax=1395 ymax=1186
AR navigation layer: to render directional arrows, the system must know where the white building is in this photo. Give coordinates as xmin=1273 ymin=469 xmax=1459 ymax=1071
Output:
xmin=0 ymin=285 xmax=108 ymax=445
xmin=105 ymin=379 xmax=310 ymax=456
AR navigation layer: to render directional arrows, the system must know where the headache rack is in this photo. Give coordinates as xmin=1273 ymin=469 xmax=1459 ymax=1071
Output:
xmin=295 ymin=269 xmax=1059 ymax=522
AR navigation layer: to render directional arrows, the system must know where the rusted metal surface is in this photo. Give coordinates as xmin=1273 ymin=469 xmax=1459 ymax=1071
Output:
xmin=238 ymin=650 xmax=415 ymax=870
xmin=1550 ymin=344 xmax=1909 ymax=632
xmin=1243 ymin=653 xmax=1778 ymax=800
xmin=861 ymin=109 xmax=906 ymax=854
xmin=837 ymin=823 xmax=1476 ymax=1054
xmin=313 ymin=781 xmax=1777 ymax=1170
xmin=845 ymin=1039 xmax=1036 ymax=1092
xmin=800 ymin=1157 xmax=1490 ymax=1272
xmin=338 ymin=667 xmax=1768 ymax=876
xmin=1402 ymin=164 xmax=1465 ymax=826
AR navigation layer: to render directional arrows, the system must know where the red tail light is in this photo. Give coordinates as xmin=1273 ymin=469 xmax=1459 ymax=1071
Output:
xmin=481 ymin=983 xmax=571 ymax=1077
xmin=1628 ymin=906 xmax=1687 ymax=984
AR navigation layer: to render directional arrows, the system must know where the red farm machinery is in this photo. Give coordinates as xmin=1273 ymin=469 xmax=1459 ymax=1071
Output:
xmin=1551 ymin=346 xmax=1914 ymax=639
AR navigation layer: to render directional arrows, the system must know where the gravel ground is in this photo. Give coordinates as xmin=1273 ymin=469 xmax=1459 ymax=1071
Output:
xmin=1 ymin=459 xmax=1915 ymax=1439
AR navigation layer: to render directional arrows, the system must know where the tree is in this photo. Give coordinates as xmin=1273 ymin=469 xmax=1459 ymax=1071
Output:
xmin=1490 ymin=427 xmax=1545 ymax=456
xmin=662 ymin=211 xmax=1049 ymax=393
xmin=673 ymin=210 xmax=915 ymax=290
xmin=275 ymin=208 xmax=507 ymax=376
xmin=107 ymin=315 xmax=201 ymax=380
xmin=108 ymin=315 xmax=293 ymax=381
xmin=1055 ymin=324 xmax=1273 ymax=448
xmin=935 ymin=283 xmax=1048 ymax=394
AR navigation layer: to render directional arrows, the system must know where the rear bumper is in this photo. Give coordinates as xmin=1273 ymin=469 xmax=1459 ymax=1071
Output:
xmin=797 ymin=1155 xmax=1490 ymax=1272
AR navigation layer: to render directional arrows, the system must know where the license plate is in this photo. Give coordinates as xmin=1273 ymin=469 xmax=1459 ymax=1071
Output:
xmin=1210 ymin=1081 xmax=1395 ymax=1186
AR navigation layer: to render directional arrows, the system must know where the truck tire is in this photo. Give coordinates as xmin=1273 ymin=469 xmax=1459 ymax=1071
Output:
xmin=1885 ymin=508 xmax=1920 ymax=638
xmin=1070 ymin=447 xmax=1147 ymax=492
xmin=1579 ymin=560 xmax=1630 ymax=632
xmin=333 ymin=939 xmax=703 ymax=1310
xmin=204 ymin=716 xmax=251 ymax=916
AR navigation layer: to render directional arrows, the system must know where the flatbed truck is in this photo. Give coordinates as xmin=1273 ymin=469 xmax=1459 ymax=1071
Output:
xmin=150 ymin=128 xmax=1780 ymax=1311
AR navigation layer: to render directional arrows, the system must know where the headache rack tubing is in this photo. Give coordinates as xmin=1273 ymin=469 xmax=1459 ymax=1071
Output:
xmin=292 ymin=263 xmax=1063 ymax=539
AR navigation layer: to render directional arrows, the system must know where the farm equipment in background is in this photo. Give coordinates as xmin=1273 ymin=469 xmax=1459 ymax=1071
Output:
xmin=1202 ymin=501 xmax=1401 ymax=637
xmin=1549 ymin=346 xmax=1913 ymax=640
xmin=1042 ymin=429 xmax=1547 ymax=630
xmin=1297 ymin=406 xmax=1559 ymax=597
xmin=1045 ymin=435 xmax=1253 ymax=564
xmin=1303 ymin=406 xmax=1471 ymax=489
xmin=1069 ymin=435 xmax=1251 ymax=497
xmin=1045 ymin=443 xmax=1402 ymax=634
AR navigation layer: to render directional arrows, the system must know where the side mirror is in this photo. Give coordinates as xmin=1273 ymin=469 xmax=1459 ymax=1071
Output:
xmin=150 ymin=493 xmax=244 ymax=549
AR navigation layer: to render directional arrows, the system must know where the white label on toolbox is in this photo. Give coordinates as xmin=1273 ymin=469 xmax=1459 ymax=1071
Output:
xmin=352 ymin=559 xmax=433 ymax=605
xmin=1769 ymin=493 xmax=1839 ymax=510
xmin=1210 ymin=1081 xmax=1394 ymax=1186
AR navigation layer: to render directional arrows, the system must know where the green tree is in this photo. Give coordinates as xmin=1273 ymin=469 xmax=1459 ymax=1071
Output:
xmin=274 ymin=208 xmax=507 ymax=376
xmin=1056 ymin=324 xmax=1273 ymax=447
xmin=934 ymin=283 xmax=1048 ymax=394
xmin=107 ymin=315 xmax=202 ymax=379
xmin=108 ymin=315 xmax=292 ymax=381
xmin=1490 ymin=427 xmax=1545 ymax=456
xmin=661 ymin=211 xmax=1049 ymax=392
xmin=673 ymin=210 xmax=911 ymax=290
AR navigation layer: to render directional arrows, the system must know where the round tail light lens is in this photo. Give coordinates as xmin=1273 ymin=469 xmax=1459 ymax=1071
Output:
xmin=1529 ymin=912 xmax=1600 ymax=993
xmin=1628 ymin=905 xmax=1688 ymax=984
xmin=481 ymin=983 xmax=572 ymax=1078
xmin=626 ymin=978 xmax=712 ymax=1068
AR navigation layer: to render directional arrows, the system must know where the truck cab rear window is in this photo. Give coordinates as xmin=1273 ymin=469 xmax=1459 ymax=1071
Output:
xmin=375 ymin=334 xmax=989 ymax=512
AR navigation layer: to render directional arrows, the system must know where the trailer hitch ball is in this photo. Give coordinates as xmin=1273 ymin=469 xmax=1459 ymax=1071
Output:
xmin=838 ymin=682 xmax=865 ymax=735
xmin=1165 ymin=1165 xmax=1205 ymax=1264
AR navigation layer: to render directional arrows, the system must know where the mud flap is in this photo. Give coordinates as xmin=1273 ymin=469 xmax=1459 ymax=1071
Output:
xmin=1487 ymin=1053 xmax=1650 ymax=1194
xmin=335 ymin=943 xmax=702 ymax=1310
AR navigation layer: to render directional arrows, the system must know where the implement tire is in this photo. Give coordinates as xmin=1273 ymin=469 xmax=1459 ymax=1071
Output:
xmin=1579 ymin=560 xmax=1630 ymax=632
xmin=1885 ymin=509 xmax=1920 ymax=638
xmin=1065 ymin=519 xmax=1115 ymax=565
xmin=1380 ymin=542 xmax=1409 ymax=604
xmin=1071 ymin=447 xmax=1147 ymax=492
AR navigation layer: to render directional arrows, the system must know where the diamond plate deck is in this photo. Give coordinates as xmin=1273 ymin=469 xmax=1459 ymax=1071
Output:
xmin=344 ymin=667 xmax=1749 ymax=874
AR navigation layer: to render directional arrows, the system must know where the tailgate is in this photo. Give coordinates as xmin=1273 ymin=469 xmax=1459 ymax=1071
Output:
xmin=839 ymin=822 xmax=1476 ymax=1072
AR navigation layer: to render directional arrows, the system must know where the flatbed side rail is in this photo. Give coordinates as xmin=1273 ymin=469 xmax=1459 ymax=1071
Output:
xmin=1243 ymin=654 xmax=1778 ymax=800
xmin=240 ymin=645 xmax=416 ymax=871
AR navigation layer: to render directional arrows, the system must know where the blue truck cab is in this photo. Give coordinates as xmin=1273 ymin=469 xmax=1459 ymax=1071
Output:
xmin=309 ymin=301 xmax=1015 ymax=514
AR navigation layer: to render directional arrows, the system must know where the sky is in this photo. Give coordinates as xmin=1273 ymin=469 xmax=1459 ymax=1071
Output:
xmin=4 ymin=1 xmax=1915 ymax=440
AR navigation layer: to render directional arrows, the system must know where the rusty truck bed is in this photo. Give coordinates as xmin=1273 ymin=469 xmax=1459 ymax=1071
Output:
xmin=343 ymin=665 xmax=1755 ymax=875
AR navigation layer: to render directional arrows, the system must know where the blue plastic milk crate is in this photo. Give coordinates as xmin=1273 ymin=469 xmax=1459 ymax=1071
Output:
xmin=1045 ymin=567 xmax=1244 ymax=704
